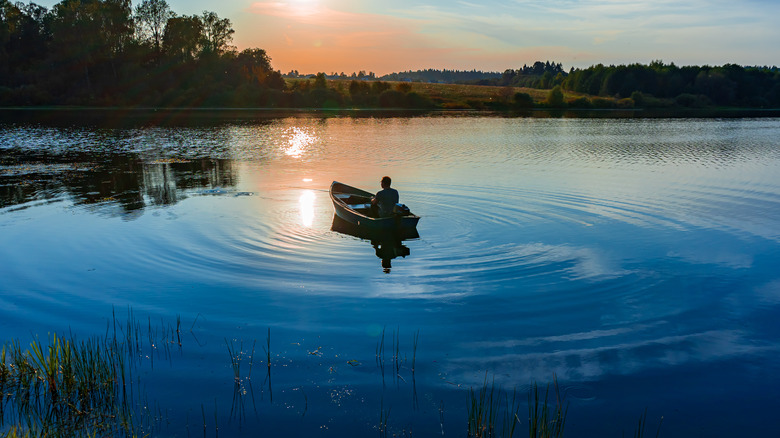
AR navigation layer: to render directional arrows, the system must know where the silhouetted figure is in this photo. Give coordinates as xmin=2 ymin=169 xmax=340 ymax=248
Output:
xmin=373 ymin=239 xmax=410 ymax=274
xmin=330 ymin=214 xmax=416 ymax=273
xmin=371 ymin=176 xmax=399 ymax=218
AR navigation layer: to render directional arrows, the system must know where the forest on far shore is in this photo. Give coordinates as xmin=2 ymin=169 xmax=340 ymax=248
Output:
xmin=2 ymin=0 xmax=780 ymax=110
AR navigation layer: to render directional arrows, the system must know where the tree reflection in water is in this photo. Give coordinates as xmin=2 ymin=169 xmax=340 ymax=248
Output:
xmin=0 ymin=150 xmax=237 ymax=217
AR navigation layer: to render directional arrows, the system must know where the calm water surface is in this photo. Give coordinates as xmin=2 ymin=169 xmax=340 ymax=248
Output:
xmin=1 ymin=113 xmax=780 ymax=437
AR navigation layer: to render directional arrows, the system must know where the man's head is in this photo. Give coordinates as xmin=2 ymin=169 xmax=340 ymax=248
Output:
xmin=381 ymin=176 xmax=392 ymax=188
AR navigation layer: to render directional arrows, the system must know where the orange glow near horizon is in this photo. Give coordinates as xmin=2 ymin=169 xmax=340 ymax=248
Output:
xmin=230 ymin=0 xmax=780 ymax=76
xmin=236 ymin=2 xmax=581 ymax=75
xmin=239 ymin=1 xmax=455 ymax=75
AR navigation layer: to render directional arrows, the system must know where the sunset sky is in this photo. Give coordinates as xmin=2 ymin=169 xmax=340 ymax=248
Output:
xmin=38 ymin=0 xmax=780 ymax=75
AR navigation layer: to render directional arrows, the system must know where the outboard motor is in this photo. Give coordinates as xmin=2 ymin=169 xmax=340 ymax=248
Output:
xmin=393 ymin=203 xmax=411 ymax=216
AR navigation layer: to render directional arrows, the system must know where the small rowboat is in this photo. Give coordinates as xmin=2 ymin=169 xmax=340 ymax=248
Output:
xmin=330 ymin=181 xmax=420 ymax=232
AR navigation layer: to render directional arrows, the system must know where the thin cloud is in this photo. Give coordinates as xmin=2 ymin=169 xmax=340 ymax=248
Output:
xmin=239 ymin=0 xmax=779 ymax=73
xmin=244 ymin=1 xmax=492 ymax=73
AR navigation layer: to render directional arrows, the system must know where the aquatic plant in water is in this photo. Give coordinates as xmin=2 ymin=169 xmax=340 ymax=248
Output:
xmin=466 ymin=373 xmax=568 ymax=438
xmin=0 ymin=334 xmax=135 ymax=437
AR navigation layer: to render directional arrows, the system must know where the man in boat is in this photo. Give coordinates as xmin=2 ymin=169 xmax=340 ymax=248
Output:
xmin=371 ymin=176 xmax=399 ymax=218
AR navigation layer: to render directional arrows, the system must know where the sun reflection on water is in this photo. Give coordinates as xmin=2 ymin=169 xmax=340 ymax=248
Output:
xmin=299 ymin=190 xmax=315 ymax=227
xmin=285 ymin=128 xmax=316 ymax=158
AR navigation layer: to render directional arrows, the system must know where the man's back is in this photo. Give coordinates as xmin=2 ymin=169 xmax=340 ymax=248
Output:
xmin=375 ymin=187 xmax=399 ymax=217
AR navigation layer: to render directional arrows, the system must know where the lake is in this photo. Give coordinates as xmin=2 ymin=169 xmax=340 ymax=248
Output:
xmin=1 ymin=110 xmax=779 ymax=437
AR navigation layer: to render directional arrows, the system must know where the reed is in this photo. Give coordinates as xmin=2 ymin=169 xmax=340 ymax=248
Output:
xmin=262 ymin=328 xmax=273 ymax=402
xmin=0 ymin=333 xmax=138 ymax=437
xmin=378 ymin=397 xmax=391 ymax=438
xmin=393 ymin=327 xmax=400 ymax=375
xmin=501 ymin=388 xmax=521 ymax=438
xmin=2 ymin=317 xmax=659 ymax=438
xmin=263 ymin=328 xmax=271 ymax=369
xmin=376 ymin=326 xmax=386 ymax=366
xmin=465 ymin=374 xmax=567 ymax=438
xmin=175 ymin=314 xmax=182 ymax=347
xmin=376 ymin=326 xmax=386 ymax=383
xmin=225 ymin=338 xmax=242 ymax=382
xmin=0 ymin=311 xmax=195 ymax=437
xmin=247 ymin=340 xmax=257 ymax=380
xmin=634 ymin=408 xmax=663 ymax=438
xmin=411 ymin=329 xmax=420 ymax=374
xmin=201 ymin=403 xmax=207 ymax=438
xmin=214 ymin=398 xmax=219 ymax=438
xmin=528 ymin=374 xmax=567 ymax=438
xmin=467 ymin=373 xmax=499 ymax=438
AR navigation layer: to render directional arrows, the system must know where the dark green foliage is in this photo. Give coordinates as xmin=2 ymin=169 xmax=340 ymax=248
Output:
xmin=562 ymin=61 xmax=780 ymax=108
xmin=590 ymin=97 xmax=616 ymax=109
xmin=346 ymin=79 xmax=429 ymax=108
xmin=0 ymin=0 xmax=284 ymax=107
xmin=381 ymin=68 xmax=501 ymax=83
xmin=546 ymin=85 xmax=564 ymax=108
xmin=348 ymin=79 xmax=370 ymax=104
xmin=313 ymin=72 xmax=327 ymax=89
xmin=405 ymin=91 xmax=434 ymax=109
xmin=513 ymin=92 xmax=534 ymax=108
xmin=378 ymin=89 xmax=405 ymax=108
xmin=371 ymin=80 xmax=391 ymax=95
xmin=3 ymin=1 xmax=778 ymax=110
xmin=395 ymin=82 xmax=412 ymax=93
xmin=630 ymin=91 xmax=644 ymax=106
xmin=497 ymin=61 xmax=566 ymax=88
xmin=163 ymin=14 xmax=202 ymax=63
xmin=567 ymin=96 xmax=592 ymax=109
xmin=309 ymin=87 xmax=342 ymax=108
xmin=135 ymin=0 xmax=174 ymax=61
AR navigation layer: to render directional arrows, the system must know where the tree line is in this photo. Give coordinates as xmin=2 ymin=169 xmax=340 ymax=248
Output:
xmin=2 ymin=1 xmax=779 ymax=109
xmin=380 ymin=69 xmax=502 ymax=84
xmin=562 ymin=61 xmax=780 ymax=108
xmin=477 ymin=61 xmax=780 ymax=108
xmin=477 ymin=61 xmax=566 ymax=89
xmin=0 ymin=0 xmax=288 ymax=106
xmin=1 ymin=0 xmax=440 ymax=108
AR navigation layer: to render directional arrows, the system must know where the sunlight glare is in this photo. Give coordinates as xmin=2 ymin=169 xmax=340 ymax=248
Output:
xmin=287 ymin=0 xmax=319 ymax=17
xmin=285 ymin=127 xmax=316 ymax=158
xmin=299 ymin=190 xmax=315 ymax=227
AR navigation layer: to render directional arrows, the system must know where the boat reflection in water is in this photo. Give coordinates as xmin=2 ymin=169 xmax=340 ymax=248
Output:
xmin=331 ymin=215 xmax=419 ymax=273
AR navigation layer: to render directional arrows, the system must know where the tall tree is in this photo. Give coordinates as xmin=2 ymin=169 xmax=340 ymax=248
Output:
xmin=162 ymin=14 xmax=201 ymax=62
xmin=234 ymin=47 xmax=283 ymax=88
xmin=135 ymin=0 xmax=172 ymax=59
xmin=50 ymin=0 xmax=104 ymax=96
xmin=199 ymin=10 xmax=233 ymax=55
xmin=0 ymin=0 xmax=19 ymax=81
xmin=1 ymin=1 xmax=51 ymax=85
xmin=100 ymin=0 xmax=133 ymax=76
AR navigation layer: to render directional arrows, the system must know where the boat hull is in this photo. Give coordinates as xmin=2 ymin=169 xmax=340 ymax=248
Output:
xmin=330 ymin=181 xmax=420 ymax=232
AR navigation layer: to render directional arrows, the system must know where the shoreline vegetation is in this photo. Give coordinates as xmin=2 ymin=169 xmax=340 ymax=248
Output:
xmin=2 ymin=1 xmax=779 ymax=113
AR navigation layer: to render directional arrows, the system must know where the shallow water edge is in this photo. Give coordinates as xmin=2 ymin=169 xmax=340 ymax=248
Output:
xmin=2 ymin=107 xmax=780 ymax=128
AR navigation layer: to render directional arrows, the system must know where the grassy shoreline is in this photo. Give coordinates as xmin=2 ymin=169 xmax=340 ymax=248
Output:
xmin=1 ymin=106 xmax=778 ymax=119
xmin=2 ymin=81 xmax=779 ymax=116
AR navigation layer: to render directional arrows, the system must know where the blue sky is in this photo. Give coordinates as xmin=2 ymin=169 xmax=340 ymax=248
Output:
xmin=34 ymin=0 xmax=780 ymax=74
